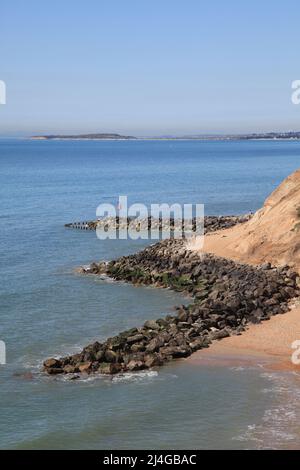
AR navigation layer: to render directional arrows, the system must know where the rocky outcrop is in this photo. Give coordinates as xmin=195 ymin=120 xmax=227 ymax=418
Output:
xmin=44 ymin=239 xmax=300 ymax=376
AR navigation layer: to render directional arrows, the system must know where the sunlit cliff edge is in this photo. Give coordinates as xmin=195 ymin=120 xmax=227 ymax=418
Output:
xmin=202 ymin=169 xmax=300 ymax=272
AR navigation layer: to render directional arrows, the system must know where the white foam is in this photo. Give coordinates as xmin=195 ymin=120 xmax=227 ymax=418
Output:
xmin=112 ymin=370 xmax=158 ymax=383
xmin=233 ymin=371 xmax=300 ymax=449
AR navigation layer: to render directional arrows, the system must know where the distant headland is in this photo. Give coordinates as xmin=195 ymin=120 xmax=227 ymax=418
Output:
xmin=30 ymin=133 xmax=136 ymax=140
xmin=30 ymin=131 xmax=300 ymax=141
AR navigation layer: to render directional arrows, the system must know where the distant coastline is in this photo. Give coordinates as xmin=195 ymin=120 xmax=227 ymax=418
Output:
xmin=30 ymin=131 xmax=300 ymax=141
xmin=30 ymin=133 xmax=136 ymax=141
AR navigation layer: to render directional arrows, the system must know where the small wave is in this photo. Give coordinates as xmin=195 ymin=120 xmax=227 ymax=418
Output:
xmin=59 ymin=373 xmax=101 ymax=384
xmin=112 ymin=370 xmax=158 ymax=383
xmin=44 ymin=369 xmax=159 ymax=385
xmin=95 ymin=274 xmax=118 ymax=283
xmin=20 ymin=358 xmax=43 ymax=371
xmin=233 ymin=371 xmax=300 ymax=449
xmin=230 ymin=364 xmax=264 ymax=372
xmin=18 ymin=365 xmax=160 ymax=386
xmin=15 ymin=343 xmax=85 ymax=377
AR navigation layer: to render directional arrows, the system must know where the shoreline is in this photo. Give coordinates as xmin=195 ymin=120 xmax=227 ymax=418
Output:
xmin=187 ymin=300 xmax=300 ymax=372
xmin=44 ymin=236 xmax=300 ymax=376
xmin=45 ymin=167 xmax=300 ymax=377
xmin=28 ymin=137 xmax=300 ymax=142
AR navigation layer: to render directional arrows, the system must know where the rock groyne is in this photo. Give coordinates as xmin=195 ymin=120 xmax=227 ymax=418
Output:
xmin=44 ymin=239 xmax=300 ymax=376
xmin=64 ymin=214 xmax=253 ymax=234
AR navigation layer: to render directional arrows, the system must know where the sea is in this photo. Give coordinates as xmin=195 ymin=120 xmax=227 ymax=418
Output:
xmin=1 ymin=138 xmax=300 ymax=449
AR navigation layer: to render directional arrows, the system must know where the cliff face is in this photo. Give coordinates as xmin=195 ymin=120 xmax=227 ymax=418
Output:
xmin=203 ymin=169 xmax=300 ymax=271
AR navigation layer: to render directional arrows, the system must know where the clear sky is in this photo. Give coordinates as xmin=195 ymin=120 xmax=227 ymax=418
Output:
xmin=1 ymin=0 xmax=300 ymax=136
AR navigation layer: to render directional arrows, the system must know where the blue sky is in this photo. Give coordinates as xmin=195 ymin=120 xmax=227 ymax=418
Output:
xmin=1 ymin=0 xmax=300 ymax=136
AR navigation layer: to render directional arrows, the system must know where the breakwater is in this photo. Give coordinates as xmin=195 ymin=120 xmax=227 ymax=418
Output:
xmin=64 ymin=214 xmax=252 ymax=234
xmin=44 ymin=238 xmax=300 ymax=376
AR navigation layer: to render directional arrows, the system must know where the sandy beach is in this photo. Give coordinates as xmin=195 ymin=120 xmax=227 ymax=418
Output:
xmin=188 ymin=303 xmax=300 ymax=371
xmin=188 ymin=169 xmax=300 ymax=371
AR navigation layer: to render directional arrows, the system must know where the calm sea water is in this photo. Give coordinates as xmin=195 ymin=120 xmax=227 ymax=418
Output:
xmin=1 ymin=139 xmax=300 ymax=449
